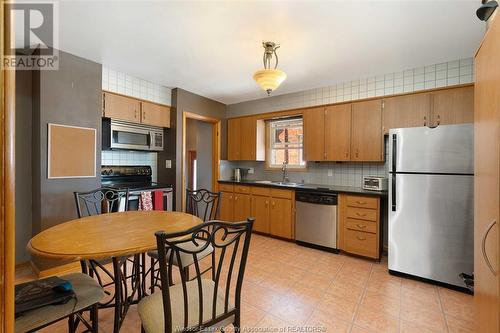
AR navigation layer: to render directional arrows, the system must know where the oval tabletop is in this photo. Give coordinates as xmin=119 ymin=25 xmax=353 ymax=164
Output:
xmin=27 ymin=211 xmax=202 ymax=260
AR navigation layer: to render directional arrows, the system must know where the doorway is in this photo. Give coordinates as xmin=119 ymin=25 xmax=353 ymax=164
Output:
xmin=181 ymin=112 xmax=221 ymax=210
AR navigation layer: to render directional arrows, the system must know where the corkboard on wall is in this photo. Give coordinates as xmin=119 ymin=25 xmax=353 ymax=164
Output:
xmin=48 ymin=123 xmax=96 ymax=178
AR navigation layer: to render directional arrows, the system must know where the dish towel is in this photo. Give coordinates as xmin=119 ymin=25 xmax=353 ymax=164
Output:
xmin=153 ymin=190 xmax=164 ymax=211
xmin=138 ymin=191 xmax=153 ymax=211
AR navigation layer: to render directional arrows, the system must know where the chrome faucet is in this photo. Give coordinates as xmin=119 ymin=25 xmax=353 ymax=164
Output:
xmin=281 ymin=161 xmax=289 ymax=183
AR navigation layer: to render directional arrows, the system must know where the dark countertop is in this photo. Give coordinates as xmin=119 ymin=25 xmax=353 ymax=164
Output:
xmin=218 ymin=179 xmax=388 ymax=197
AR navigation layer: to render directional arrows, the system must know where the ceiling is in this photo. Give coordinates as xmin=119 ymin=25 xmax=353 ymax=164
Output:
xmin=52 ymin=1 xmax=483 ymax=104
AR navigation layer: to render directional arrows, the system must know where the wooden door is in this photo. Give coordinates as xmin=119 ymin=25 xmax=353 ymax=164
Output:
xmin=227 ymin=118 xmax=241 ymax=160
xmin=474 ymin=16 xmax=500 ymax=333
xmin=269 ymin=198 xmax=292 ymax=239
xmin=219 ymin=191 xmax=234 ymax=221
xmin=233 ymin=193 xmax=252 ymax=221
xmin=351 ymin=100 xmax=383 ymax=161
xmin=431 ymin=86 xmax=474 ymax=126
xmin=251 ymin=195 xmax=270 ymax=233
xmin=141 ymin=101 xmax=170 ymax=128
xmin=239 ymin=117 xmax=256 ymax=160
xmin=325 ymin=104 xmax=351 ymax=161
xmin=382 ymin=93 xmax=431 ymax=134
xmin=303 ymin=107 xmax=325 ymax=161
xmin=103 ymin=92 xmax=141 ymax=123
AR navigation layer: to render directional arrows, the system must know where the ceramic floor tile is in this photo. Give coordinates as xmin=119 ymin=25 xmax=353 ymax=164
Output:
xmin=354 ymin=305 xmax=400 ymax=333
xmin=305 ymin=309 xmax=352 ymax=333
xmin=400 ymin=319 xmax=446 ymax=333
xmin=268 ymin=293 xmax=318 ymax=325
xmin=438 ymin=287 xmax=474 ymax=327
xmin=360 ymin=289 xmax=401 ymax=317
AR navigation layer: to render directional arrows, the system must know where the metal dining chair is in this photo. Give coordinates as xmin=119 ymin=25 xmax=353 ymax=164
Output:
xmin=148 ymin=189 xmax=221 ymax=292
xmin=138 ymin=219 xmax=254 ymax=333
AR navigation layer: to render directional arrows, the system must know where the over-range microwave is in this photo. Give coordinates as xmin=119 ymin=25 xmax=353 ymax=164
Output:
xmin=102 ymin=119 xmax=164 ymax=152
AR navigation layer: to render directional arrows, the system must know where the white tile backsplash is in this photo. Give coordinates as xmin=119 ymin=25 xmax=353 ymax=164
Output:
xmin=101 ymin=67 xmax=171 ymax=182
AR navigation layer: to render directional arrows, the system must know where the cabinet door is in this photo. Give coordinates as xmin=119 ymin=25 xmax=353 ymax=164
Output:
xmin=431 ymin=86 xmax=474 ymax=126
xmin=351 ymin=100 xmax=383 ymax=161
xmin=269 ymin=198 xmax=292 ymax=239
xmin=227 ymin=118 xmax=241 ymax=160
xmin=325 ymin=104 xmax=351 ymax=161
xmin=251 ymin=195 xmax=270 ymax=233
xmin=103 ymin=92 xmax=141 ymax=123
xmin=141 ymin=101 xmax=170 ymax=128
xmin=239 ymin=117 xmax=256 ymax=160
xmin=474 ymin=17 xmax=499 ymax=333
xmin=233 ymin=193 xmax=252 ymax=222
xmin=303 ymin=107 xmax=325 ymax=161
xmin=219 ymin=191 xmax=234 ymax=221
xmin=382 ymin=93 xmax=430 ymax=134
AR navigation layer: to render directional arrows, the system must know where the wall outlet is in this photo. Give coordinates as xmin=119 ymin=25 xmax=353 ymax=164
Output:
xmin=248 ymin=168 xmax=254 ymax=174
xmin=165 ymin=160 xmax=172 ymax=168
xmin=328 ymin=169 xmax=333 ymax=177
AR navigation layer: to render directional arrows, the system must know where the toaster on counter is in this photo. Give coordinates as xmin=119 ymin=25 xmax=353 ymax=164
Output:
xmin=363 ymin=176 xmax=388 ymax=191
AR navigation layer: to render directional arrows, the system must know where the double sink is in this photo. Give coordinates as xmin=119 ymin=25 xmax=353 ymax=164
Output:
xmin=253 ymin=180 xmax=304 ymax=187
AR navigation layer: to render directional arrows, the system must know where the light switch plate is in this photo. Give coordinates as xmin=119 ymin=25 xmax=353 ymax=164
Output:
xmin=165 ymin=160 xmax=172 ymax=168
xmin=248 ymin=168 xmax=254 ymax=174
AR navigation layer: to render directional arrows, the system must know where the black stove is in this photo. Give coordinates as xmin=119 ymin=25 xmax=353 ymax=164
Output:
xmin=101 ymin=165 xmax=172 ymax=192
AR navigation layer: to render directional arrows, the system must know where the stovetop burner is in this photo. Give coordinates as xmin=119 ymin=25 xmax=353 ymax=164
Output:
xmin=101 ymin=165 xmax=172 ymax=191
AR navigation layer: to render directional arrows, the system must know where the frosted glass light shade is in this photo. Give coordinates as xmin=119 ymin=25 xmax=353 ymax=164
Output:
xmin=253 ymin=69 xmax=287 ymax=95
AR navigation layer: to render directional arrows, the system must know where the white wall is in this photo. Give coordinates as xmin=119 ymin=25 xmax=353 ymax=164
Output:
xmin=101 ymin=66 xmax=172 ymax=182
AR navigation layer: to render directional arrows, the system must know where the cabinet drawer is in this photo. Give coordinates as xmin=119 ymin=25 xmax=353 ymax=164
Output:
xmin=345 ymin=229 xmax=378 ymax=258
xmin=345 ymin=218 xmax=377 ymax=234
xmin=234 ymin=185 xmax=251 ymax=194
xmin=270 ymin=188 xmax=293 ymax=199
xmin=251 ymin=186 xmax=271 ymax=196
xmin=346 ymin=207 xmax=378 ymax=222
xmin=218 ymin=183 xmax=234 ymax=192
xmin=346 ymin=195 xmax=378 ymax=209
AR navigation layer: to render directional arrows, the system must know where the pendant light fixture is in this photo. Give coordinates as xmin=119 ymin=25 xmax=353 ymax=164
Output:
xmin=253 ymin=41 xmax=287 ymax=96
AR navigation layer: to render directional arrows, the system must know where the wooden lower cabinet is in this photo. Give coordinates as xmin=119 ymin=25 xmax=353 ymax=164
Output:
xmin=219 ymin=191 xmax=234 ymax=221
xmin=233 ymin=193 xmax=252 ymax=221
xmin=338 ymin=194 xmax=381 ymax=259
xmin=269 ymin=198 xmax=293 ymax=239
xmin=251 ymin=195 xmax=270 ymax=233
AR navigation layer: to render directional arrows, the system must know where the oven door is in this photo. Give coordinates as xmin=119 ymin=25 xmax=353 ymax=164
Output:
xmin=127 ymin=189 xmax=173 ymax=211
xmin=110 ymin=122 xmax=151 ymax=151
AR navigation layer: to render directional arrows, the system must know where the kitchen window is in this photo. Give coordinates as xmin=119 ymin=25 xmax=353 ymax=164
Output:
xmin=267 ymin=117 xmax=306 ymax=169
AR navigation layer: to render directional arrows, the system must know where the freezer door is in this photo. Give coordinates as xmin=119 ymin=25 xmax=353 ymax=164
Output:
xmin=389 ymin=124 xmax=473 ymax=174
xmin=388 ymin=173 xmax=473 ymax=287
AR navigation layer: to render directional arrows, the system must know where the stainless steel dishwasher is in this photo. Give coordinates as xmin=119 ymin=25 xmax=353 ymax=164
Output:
xmin=295 ymin=190 xmax=338 ymax=251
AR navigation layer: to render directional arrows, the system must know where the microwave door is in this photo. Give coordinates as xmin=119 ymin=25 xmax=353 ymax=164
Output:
xmin=111 ymin=126 xmax=150 ymax=151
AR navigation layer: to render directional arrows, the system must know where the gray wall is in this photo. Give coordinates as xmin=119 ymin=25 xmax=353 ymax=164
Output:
xmin=196 ymin=121 xmax=213 ymax=191
xmin=159 ymin=88 xmax=226 ymax=209
xmin=31 ymin=51 xmax=102 ymax=269
xmin=15 ymin=69 xmax=33 ymax=264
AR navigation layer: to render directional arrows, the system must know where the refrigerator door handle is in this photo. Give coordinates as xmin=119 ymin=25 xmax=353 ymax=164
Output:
xmin=392 ymin=134 xmax=397 ymax=172
xmin=391 ymin=174 xmax=397 ymax=211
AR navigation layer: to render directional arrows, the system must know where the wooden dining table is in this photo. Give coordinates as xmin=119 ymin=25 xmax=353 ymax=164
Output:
xmin=27 ymin=210 xmax=203 ymax=333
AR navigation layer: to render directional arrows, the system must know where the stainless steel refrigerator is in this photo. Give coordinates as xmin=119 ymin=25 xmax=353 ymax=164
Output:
xmin=388 ymin=124 xmax=474 ymax=288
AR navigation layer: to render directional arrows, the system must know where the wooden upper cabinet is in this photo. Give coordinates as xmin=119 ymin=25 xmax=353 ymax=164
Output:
xmin=303 ymin=107 xmax=325 ymax=161
xmin=240 ymin=117 xmax=257 ymax=160
xmin=351 ymin=100 xmax=383 ymax=162
xmin=227 ymin=118 xmax=241 ymax=160
xmin=103 ymin=92 xmax=141 ymax=123
xmin=141 ymin=101 xmax=170 ymax=128
xmin=325 ymin=104 xmax=352 ymax=161
xmin=382 ymin=93 xmax=430 ymax=134
xmin=431 ymin=86 xmax=474 ymax=126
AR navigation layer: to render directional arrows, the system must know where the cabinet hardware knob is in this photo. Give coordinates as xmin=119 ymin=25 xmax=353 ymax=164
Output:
xmin=357 ymin=236 xmax=366 ymax=241
xmin=356 ymin=224 xmax=366 ymax=229
xmin=423 ymin=116 xmax=427 ymax=127
xmin=272 ymin=201 xmax=275 ymax=207
xmin=436 ymin=114 xmax=440 ymax=126
xmin=481 ymin=220 xmax=498 ymax=276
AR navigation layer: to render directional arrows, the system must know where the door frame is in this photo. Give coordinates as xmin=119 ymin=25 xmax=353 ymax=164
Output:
xmin=1 ymin=2 xmax=16 ymax=332
xmin=181 ymin=112 xmax=221 ymax=211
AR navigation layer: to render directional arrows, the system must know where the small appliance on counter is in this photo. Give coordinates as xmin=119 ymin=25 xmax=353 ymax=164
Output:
xmin=233 ymin=168 xmax=249 ymax=181
xmin=101 ymin=165 xmax=173 ymax=211
xmin=363 ymin=176 xmax=388 ymax=191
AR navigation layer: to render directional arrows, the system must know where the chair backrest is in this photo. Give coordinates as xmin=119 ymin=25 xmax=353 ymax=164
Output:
xmin=185 ymin=189 xmax=221 ymax=221
xmin=74 ymin=187 xmax=129 ymax=218
xmin=155 ymin=219 xmax=254 ymax=333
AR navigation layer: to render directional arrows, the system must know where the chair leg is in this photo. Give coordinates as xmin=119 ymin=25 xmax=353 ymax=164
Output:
xmin=91 ymin=304 xmax=99 ymax=333
xmin=68 ymin=314 xmax=76 ymax=333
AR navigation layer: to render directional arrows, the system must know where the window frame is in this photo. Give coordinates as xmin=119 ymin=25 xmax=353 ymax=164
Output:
xmin=265 ymin=117 xmax=307 ymax=171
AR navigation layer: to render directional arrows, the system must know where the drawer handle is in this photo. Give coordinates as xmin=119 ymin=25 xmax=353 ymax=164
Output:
xmin=357 ymin=236 xmax=366 ymax=241
xmin=356 ymin=224 xmax=366 ymax=229
xmin=355 ymin=201 xmax=367 ymax=205
xmin=356 ymin=213 xmax=367 ymax=217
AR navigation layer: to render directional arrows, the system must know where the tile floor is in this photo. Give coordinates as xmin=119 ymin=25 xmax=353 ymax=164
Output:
xmin=16 ymin=234 xmax=474 ymax=333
